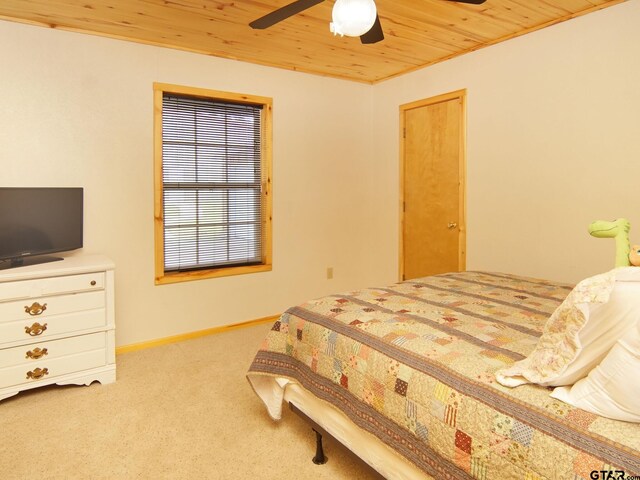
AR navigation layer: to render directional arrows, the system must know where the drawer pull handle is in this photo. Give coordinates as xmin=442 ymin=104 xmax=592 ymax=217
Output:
xmin=25 ymin=322 xmax=48 ymax=336
xmin=26 ymin=368 xmax=49 ymax=380
xmin=26 ymin=348 xmax=49 ymax=360
xmin=25 ymin=302 xmax=47 ymax=316
xmin=90 ymin=280 xmax=97 ymax=286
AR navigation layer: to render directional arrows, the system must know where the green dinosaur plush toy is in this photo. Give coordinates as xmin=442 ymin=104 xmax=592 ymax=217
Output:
xmin=588 ymin=218 xmax=632 ymax=267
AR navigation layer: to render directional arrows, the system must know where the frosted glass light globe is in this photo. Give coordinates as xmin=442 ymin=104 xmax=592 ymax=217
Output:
xmin=330 ymin=0 xmax=377 ymax=37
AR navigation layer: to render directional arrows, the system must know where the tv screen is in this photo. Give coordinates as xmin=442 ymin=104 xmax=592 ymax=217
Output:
xmin=0 ymin=187 xmax=83 ymax=266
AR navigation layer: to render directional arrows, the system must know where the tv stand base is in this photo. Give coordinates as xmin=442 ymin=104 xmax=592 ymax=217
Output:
xmin=1 ymin=255 xmax=63 ymax=271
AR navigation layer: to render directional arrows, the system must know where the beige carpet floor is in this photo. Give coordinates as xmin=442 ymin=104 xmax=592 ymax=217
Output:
xmin=0 ymin=323 xmax=377 ymax=479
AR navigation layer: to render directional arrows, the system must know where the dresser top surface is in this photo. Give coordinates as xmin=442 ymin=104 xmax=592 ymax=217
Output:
xmin=0 ymin=254 xmax=114 ymax=282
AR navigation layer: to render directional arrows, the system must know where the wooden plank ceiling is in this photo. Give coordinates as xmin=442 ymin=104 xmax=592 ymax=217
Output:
xmin=0 ymin=0 xmax=624 ymax=83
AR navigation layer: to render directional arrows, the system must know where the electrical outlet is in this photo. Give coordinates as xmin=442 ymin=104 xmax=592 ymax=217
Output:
xmin=326 ymin=267 xmax=333 ymax=279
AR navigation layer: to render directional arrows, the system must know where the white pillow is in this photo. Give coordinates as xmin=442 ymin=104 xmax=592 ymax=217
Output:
xmin=553 ymin=281 xmax=640 ymax=385
xmin=496 ymin=268 xmax=640 ymax=387
xmin=551 ymin=320 xmax=640 ymax=423
xmin=614 ymin=267 xmax=640 ymax=282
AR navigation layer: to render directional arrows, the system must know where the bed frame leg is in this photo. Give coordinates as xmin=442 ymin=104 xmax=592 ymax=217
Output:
xmin=312 ymin=429 xmax=327 ymax=465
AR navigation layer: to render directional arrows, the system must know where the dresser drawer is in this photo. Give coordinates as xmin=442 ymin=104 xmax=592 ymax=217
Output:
xmin=0 ymin=344 xmax=107 ymax=389
xmin=0 ymin=332 xmax=107 ymax=368
xmin=0 ymin=272 xmax=105 ymax=302
xmin=0 ymin=290 xmax=105 ymax=324
xmin=0 ymin=309 xmax=106 ymax=345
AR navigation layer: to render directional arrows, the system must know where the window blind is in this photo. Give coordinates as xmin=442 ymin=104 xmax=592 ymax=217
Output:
xmin=162 ymin=93 xmax=263 ymax=272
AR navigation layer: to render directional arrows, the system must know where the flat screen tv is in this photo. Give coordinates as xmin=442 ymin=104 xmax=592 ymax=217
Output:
xmin=0 ymin=187 xmax=83 ymax=270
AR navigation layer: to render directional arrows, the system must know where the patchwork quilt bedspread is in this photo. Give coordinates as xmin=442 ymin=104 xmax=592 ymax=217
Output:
xmin=247 ymin=272 xmax=640 ymax=479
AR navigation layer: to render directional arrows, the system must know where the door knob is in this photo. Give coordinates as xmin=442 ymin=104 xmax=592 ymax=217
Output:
xmin=447 ymin=222 xmax=458 ymax=229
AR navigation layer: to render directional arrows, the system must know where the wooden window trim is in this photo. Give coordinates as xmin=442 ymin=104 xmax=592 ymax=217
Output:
xmin=153 ymin=83 xmax=272 ymax=285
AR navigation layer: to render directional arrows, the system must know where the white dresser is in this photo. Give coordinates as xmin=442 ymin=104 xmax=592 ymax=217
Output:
xmin=0 ymin=254 xmax=115 ymax=401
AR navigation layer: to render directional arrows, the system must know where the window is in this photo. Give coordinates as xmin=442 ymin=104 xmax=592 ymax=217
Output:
xmin=154 ymin=83 xmax=272 ymax=284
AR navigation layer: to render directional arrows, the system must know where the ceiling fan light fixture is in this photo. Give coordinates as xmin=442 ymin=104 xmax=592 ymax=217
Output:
xmin=330 ymin=0 xmax=377 ymax=37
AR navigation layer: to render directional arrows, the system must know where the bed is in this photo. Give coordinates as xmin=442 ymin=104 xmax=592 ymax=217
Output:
xmin=247 ymin=271 xmax=640 ymax=479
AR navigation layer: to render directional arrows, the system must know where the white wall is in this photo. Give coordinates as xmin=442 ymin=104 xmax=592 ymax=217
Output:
xmin=2 ymin=1 xmax=639 ymax=345
xmin=372 ymin=0 xmax=640 ymax=284
xmin=0 ymin=21 xmax=377 ymax=346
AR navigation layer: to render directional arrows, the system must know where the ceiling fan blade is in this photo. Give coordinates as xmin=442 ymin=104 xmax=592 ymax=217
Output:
xmin=250 ymin=0 xmax=325 ymax=29
xmin=446 ymin=0 xmax=486 ymax=4
xmin=360 ymin=14 xmax=384 ymax=44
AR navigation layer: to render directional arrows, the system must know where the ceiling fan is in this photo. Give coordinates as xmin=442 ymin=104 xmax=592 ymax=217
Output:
xmin=250 ymin=0 xmax=487 ymax=45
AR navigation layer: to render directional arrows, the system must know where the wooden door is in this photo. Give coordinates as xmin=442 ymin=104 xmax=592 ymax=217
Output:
xmin=400 ymin=90 xmax=466 ymax=280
